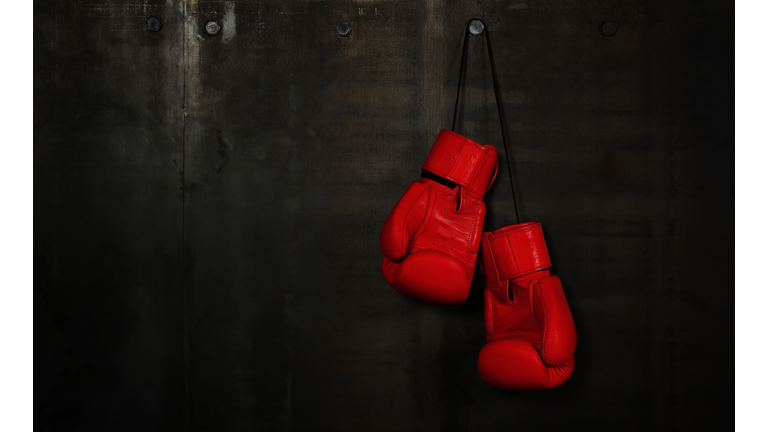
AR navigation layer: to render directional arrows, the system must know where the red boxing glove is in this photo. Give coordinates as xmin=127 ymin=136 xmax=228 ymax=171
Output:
xmin=477 ymin=222 xmax=577 ymax=391
xmin=380 ymin=129 xmax=498 ymax=305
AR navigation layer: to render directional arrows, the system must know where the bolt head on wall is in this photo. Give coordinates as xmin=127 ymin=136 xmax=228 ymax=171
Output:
xmin=468 ymin=19 xmax=485 ymax=36
xmin=336 ymin=21 xmax=352 ymax=37
xmin=146 ymin=16 xmax=163 ymax=32
xmin=599 ymin=21 xmax=618 ymax=37
xmin=205 ymin=21 xmax=221 ymax=36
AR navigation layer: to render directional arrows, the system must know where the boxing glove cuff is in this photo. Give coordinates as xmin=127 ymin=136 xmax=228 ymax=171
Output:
xmin=422 ymin=129 xmax=498 ymax=200
xmin=481 ymin=222 xmax=552 ymax=285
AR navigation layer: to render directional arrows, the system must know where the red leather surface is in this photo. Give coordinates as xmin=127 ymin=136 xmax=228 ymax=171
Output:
xmin=478 ymin=222 xmax=577 ymax=391
xmin=478 ymin=340 xmax=575 ymax=391
xmin=422 ymin=129 xmax=498 ymax=200
xmin=481 ymin=222 xmax=552 ymax=285
xmin=380 ymin=131 xmax=497 ymax=305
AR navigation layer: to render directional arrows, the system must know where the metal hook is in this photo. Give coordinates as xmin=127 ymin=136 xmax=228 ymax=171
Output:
xmin=468 ymin=18 xmax=485 ymax=36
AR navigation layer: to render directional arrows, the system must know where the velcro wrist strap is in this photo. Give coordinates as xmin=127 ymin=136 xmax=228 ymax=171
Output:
xmin=422 ymin=129 xmax=498 ymax=199
xmin=481 ymin=222 xmax=552 ymax=283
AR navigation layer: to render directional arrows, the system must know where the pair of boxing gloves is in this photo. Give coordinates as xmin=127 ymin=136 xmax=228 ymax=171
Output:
xmin=380 ymin=129 xmax=577 ymax=391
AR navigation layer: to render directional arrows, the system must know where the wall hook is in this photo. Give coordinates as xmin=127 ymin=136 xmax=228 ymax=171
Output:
xmin=468 ymin=18 xmax=485 ymax=36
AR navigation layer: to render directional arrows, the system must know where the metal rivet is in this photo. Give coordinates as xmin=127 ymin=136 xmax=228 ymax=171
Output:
xmin=205 ymin=21 xmax=221 ymax=36
xmin=146 ymin=16 xmax=163 ymax=32
xmin=599 ymin=21 xmax=618 ymax=37
xmin=336 ymin=21 xmax=352 ymax=37
xmin=469 ymin=19 xmax=485 ymax=36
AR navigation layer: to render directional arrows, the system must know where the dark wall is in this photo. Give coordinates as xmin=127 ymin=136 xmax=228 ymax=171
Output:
xmin=34 ymin=1 xmax=734 ymax=430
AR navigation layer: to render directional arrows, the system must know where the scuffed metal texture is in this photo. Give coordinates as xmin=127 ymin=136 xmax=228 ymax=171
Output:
xmin=33 ymin=0 xmax=185 ymax=430
xmin=35 ymin=0 xmax=733 ymax=431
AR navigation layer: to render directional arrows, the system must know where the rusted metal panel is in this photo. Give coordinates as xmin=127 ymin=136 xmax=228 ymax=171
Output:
xmin=35 ymin=0 xmax=734 ymax=430
xmin=34 ymin=1 xmax=186 ymax=430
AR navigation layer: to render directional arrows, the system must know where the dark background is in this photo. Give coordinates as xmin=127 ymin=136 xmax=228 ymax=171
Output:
xmin=34 ymin=0 xmax=734 ymax=430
